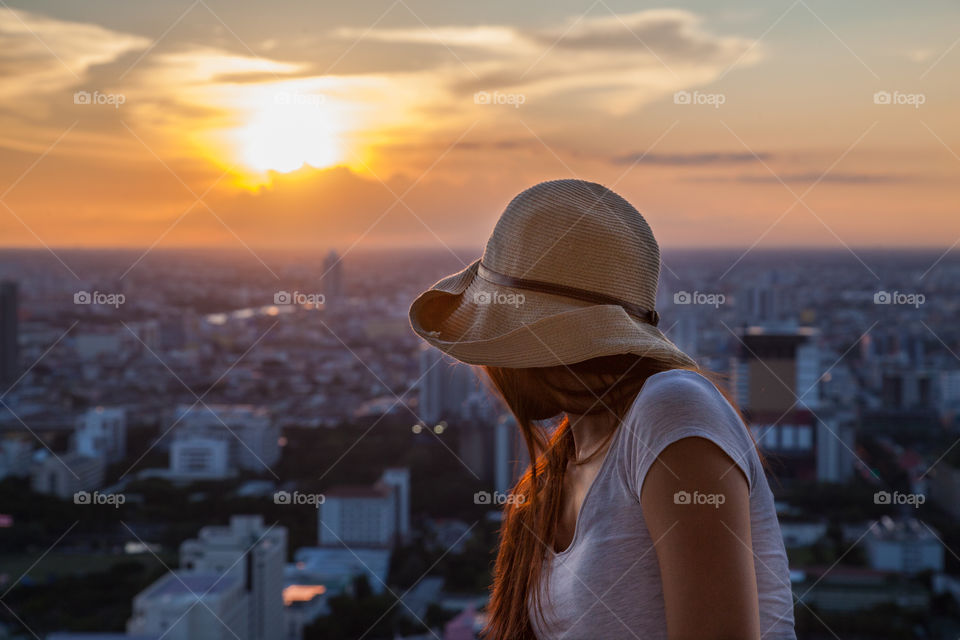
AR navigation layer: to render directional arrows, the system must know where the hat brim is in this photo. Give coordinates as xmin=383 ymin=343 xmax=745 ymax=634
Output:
xmin=409 ymin=259 xmax=697 ymax=368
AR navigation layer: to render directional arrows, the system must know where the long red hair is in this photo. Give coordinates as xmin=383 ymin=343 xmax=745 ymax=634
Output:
xmin=479 ymin=353 xmax=748 ymax=639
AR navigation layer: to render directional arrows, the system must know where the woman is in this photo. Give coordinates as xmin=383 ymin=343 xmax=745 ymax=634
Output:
xmin=409 ymin=179 xmax=796 ymax=639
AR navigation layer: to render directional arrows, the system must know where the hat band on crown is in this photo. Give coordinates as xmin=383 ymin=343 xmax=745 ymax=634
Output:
xmin=476 ymin=262 xmax=660 ymax=327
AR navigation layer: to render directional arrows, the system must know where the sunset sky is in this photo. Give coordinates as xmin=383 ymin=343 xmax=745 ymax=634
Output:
xmin=0 ymin=0 xmax=958 ymax=250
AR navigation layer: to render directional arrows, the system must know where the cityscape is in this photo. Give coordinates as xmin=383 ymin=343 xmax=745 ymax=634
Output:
xmin=1 ymin=0 xmax=959 ymax=638
xmin=0 ymin=246 xmax=959 ymax=638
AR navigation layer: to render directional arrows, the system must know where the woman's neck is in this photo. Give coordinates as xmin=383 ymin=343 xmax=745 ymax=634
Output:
xmin=566 ymin=411 xmax=619 ymax=462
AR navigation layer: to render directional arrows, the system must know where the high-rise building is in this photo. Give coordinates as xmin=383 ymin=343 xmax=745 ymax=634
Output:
xmin=670 ymin=309 xmax=699 ymax=360
xmin=379 ymin=467 xmax=411 ymax=544
xmin=731 ymin=326 xmax=821 ymax=412
xmin=418 ymin=345 xmax=480 ymax=425
xmin=743 ymin=274 xmax=781 ymax=325
xmin=318 ymin=484 xmax=396 ymax=547
xmin=75 ymin=407 xmax=127 ymax=463
xmin=0 ymin=281 xmax=19 ymax=386
xmin=171 ymin=404 xmax=280 ymax=472
xmin=938 ymin=370 xmax=960 ymax=414
xmin=321 ymin=249 xmax=344 ymax=301
xmin=815 ymin=411 xmax=856 ymax=483
xmin=731 ymin=327 xmax=830 ymax=481
xmin=880 ymin=367 xmax=935 ymax=410
xmin=129 ymin=515 xmax=287 ymax=640
xmin=318 ymin=468 xmax=410 ymax=548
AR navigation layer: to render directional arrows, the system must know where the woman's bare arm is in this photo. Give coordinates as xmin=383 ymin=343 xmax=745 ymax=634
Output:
xmin=640 ymin=436 xmax=761 ymax=640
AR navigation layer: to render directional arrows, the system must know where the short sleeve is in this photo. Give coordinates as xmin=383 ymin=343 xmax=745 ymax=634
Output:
xmin=619 ymin=369 xmax=759 ymax=499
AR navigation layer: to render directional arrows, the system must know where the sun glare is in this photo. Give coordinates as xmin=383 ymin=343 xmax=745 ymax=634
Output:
xmin=236 ymin=94 xmax=342 ymax=174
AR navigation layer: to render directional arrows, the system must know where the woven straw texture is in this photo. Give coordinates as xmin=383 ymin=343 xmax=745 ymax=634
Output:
xmin=408 ymin=179 xmax=696 ymax=368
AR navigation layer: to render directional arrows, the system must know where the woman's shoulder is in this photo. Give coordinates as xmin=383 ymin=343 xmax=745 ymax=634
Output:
xmin=617 ymin=368 xmax=759 ymax=495
xmin=629 ymin=368 xmax=735 ymax=420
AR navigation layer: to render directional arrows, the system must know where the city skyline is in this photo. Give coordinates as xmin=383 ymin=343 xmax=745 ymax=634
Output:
xmin=2 ymin=2 xmax=960 ymax=637
xmin=2 ymin=245 xmax=960 ymax=637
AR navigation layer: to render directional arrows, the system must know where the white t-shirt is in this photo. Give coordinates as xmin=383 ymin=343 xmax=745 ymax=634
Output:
xmin=529 ymin=369 xmax=796 ymax=639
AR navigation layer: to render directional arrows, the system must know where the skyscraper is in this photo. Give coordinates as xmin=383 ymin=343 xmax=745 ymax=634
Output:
xmin=731 ymin=326 xmax=823 ymax=480
xmin=321 ymin=249 xmax=344 ymax=301
xmin=418 ymin=345 xmax=480 ymax=425
xmin=379 ymin=467 xmax=411 ymax=544
xmin=0 ymin=281 xmax=19 ymax=386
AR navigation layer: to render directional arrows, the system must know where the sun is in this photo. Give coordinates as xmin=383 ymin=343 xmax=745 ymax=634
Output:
xmin=236 ymin=93 xmax=342 ymax=174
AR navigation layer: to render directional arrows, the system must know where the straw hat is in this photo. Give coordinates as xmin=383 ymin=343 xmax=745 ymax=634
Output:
xmin=408 ymin=179 xmax=697 ymax=368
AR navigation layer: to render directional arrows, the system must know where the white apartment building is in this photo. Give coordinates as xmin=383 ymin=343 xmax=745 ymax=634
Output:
xmin=30 ymin=451 xmax=104 ymax=499
xmin=318 ymin=468 xmax=410 ymax=548
xmin=865 ymin=517 xmax=944 ymax=574
xmin=127 ymin=572 xmax=248 ymax=640
xmin=171 ymin=404 xmax=280 ymax=473
xmin=129 ymin=515 xmax=287 ymax=640
xmin=75 ymin=406 xmax=126 ymax=463
xmin=169 ymin=437 xmax=231 ymax=480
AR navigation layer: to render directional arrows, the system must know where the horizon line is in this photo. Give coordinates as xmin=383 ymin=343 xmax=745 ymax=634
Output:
xmin=0 ymin=244 xmax=952 ymax=253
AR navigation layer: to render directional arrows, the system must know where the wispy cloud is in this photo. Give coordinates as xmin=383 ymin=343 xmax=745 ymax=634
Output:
xmin=336 ymin=10 xmax=760 ymax=113
xmin=611 ymin=151 xmax=771 ymax=166
xmin=688 ymin=172 xmax=916 ymax=184
xmin=0 ymin=8 xmax=150 ymax=101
